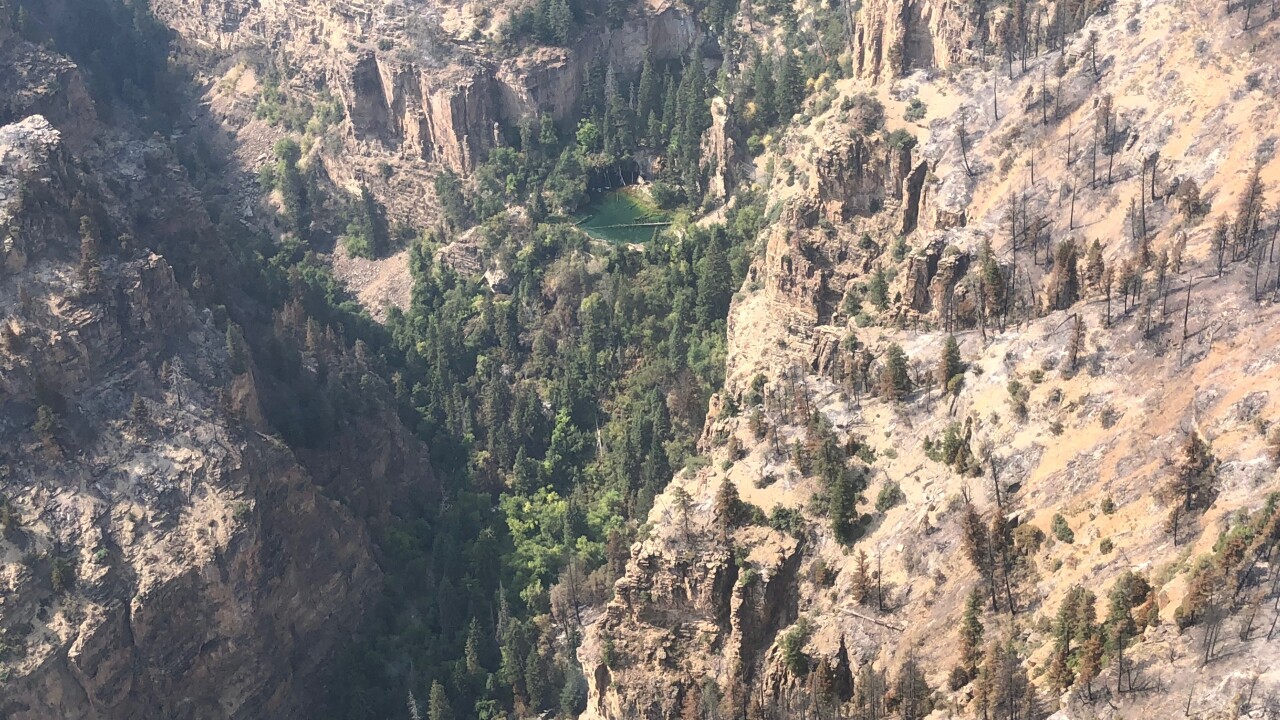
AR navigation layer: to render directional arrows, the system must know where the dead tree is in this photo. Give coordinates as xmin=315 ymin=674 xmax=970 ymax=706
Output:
xmin=958 ymin=117 xmax=975 ymax=176
xmin=1180 ymin=277 xmax=1192 ymax=366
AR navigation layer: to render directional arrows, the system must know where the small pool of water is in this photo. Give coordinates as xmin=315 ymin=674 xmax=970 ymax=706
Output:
xmin=576 ymin=187 xmax=670 ymax=244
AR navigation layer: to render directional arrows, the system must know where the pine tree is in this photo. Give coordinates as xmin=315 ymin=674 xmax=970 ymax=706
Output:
xmin=603 ymin=65 xmax=635 ymax=160
xmin=1050 ymin=239 xmax=1080 ymax=310
xmin=695 ymin=231 xmax=731 ymax=326
xmin=465 ymin=618 xmax=484 ymax=677
xmin=427 ymin=681 xmax=454 ymax=720
xmin=937 ymin=335 xmax=963 ymax=391
xmin=979 ymin=240 xmax=1006 ymax=322
xmin=539 ymin=113 xmax=558 ymax=147
xmin=1163 ymin=432 xmax=1218 ymax=545
xmin=274 ymin=139 xmax=310 ymax=237
xmin=1084 ymin=238 xmax=1105 ymax=290
xmin=959 ymin=587 xmax=985 ymax=674
xmin=714 ymin=478 xmax=744 ymax=531
xmin=671 ymin=485 xmax=694 ymax=540
xmin=637 ymin=50 xmax=659 ymax=125
xmin=130 ymin=393 xmax=149 ymax=425
xmin=525 ymin=648 xmax=550 ymax=711
xmin=548 ymin=0 xmax=573 ymax=46
xmin=751 ymin=54 xmax=776 ymax=127
xmin=226 ymin=323 xmax=248 ymax=374
xmin=897 ymin=655 xmax=931 ymax=720
xmin=1077 ymin=634 xmax=1103 ymax=701
xmin=851 ymin=549 xmax=871 ymax=605
xmin=773 ymin=50 xmax=801 ymax=122
xmin=1233 ymin=164 xmax=1265 ymax=255
xmin=646 ymin=110 xmax=663 ymax=150
xmin=962 ymin=507 xmax=998 ymax=610
xmin=879 ymin=344 xmax=911 ymax=401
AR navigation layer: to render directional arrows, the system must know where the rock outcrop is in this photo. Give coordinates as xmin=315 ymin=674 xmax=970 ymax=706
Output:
xmin=851 ymin=0 xmax=991 ymax=81
xmin=585 ymin=0 xmax=1280 ymax=717
xmin=579 ymin=497 xmax=800 ymax=720
xmin=0 ymin=21 xmax=435 ymax=716
xmin=815 ymin=133 xmax=913 ymax=223
xmin=0 ymin=15 xmax=96 ymax=149
xmin=702 ymin=97 xmax=740 ymax=201
xmin=154 ymin=0 xmax=707 ymax=177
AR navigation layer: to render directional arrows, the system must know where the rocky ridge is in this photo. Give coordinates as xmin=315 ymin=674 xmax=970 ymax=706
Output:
xmin=579 ymin=0 xmax=1280 ymax=716
xmin=0 ymin=10 xmax=435 ymax=718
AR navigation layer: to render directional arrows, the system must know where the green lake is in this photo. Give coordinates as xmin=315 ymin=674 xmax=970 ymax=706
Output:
xmin=576 ymin=187 xmax=671 ymax=244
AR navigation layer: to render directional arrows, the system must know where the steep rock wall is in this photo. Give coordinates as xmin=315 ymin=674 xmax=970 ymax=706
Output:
xmin=151 ymin=0 xmax=706 ymax=174
xmin=579 ymin=517 xmax=799 ymax=720
xmin=0 ymin=25 xmax=436 ymax=714
xmin=852 ymin=0 xmax=990 ymax=81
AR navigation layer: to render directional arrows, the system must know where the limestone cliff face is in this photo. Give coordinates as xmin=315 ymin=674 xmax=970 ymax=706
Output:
xmin=497 ymin=0 xmax=704 ymax=124
xmin=579 ymin=504 xmax=801 ymax=720
xmin=738 ymin=132 xmax=917 ymax=331
xmin=347 ymin=54 xmax=500 ymax=172
xmin=815 ymin=133 xmax=915 ymax=223
xmin=0 ymin=21 xmax=96 ymax=149
xmin=152 ymin=0 xmax=706 ymax=175
xmin=341 ymin=0 xmax=706 ymax=172
xmin=851 ymin=0 xmax=991 ymax=81
xmin=0 ymin=112 xmax=389 ymax=720
xmin=587 ymin=0 xmax=1280 ymax=715
xmin=0 ymin=22 xmax=435 ymax=717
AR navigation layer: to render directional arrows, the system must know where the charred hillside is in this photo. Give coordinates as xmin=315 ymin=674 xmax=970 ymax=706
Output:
xmin=3 ymin=0 xmax=1280 ymax=717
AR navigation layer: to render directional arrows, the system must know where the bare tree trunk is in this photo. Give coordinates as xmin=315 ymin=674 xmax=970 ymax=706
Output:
xmin=1107 ymin=138 xmax=1115 ymax=184
xmin=1180 ymin=278 xmax=1192 ymax=366
xmin=1041 ymin=65 xmax=1048 ymax=125
xmin=1091 ymin=135 xmax=1098 ymax=189
xmin=959 ymin=120 xmax=974 ymax=176
xmin=1140 ymin=167 xmax=1148 ymax=239
xmin=993 ymin=68 xmax=1000 ymax=122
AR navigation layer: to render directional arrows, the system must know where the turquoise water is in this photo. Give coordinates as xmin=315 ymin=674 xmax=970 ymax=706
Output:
xmin=576 ymin=189 xmax=670 ymax=244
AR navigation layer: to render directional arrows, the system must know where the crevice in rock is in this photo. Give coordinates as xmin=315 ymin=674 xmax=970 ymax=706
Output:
xmin=901 ymin=161 xmax=928 ymax=235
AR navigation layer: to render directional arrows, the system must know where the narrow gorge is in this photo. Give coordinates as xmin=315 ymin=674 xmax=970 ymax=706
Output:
xmin=2 ymin=0 xmax=1280 ymax=717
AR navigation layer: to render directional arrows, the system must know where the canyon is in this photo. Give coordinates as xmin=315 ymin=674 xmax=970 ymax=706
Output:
xmin=2 ymin=0 xmax=1280 ymax=717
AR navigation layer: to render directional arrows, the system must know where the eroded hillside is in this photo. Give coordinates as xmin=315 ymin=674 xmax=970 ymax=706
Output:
xmin=3 ymin=0 xmax=1280 ymax=715
xmin=0 ymin=2 xmax=437 ymax=717
xmin=579 ymin=0 xmax=1280 ymax=717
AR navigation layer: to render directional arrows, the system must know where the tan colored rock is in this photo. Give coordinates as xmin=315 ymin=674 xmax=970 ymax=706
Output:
xmin=0 ymin=101 xmax=435 ymax=719
xmin=851 ymin=0 xmax=990 ymax=82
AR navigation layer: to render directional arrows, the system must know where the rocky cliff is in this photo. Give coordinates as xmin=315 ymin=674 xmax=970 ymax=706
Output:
xmin=851 ymin=0 xmax=989 ymax=82
xmin=0 ymin=11 xmax=434 ymax=718
xmin=155 ymin=0 xmax=707 ymax=181
xmin=581 ymin=0 xmax=1280 ymax=715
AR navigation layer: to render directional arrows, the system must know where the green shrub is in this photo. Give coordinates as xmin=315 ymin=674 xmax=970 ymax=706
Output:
xmin=903 ymin=97 xmax=927 ymax=122
xmin=1007 ymin=380 xmax=1029 ymax=420
xmin=780 ymin=619 xmax=812 ymax=676
xmin=1013 ymin=524 xmax=1045 ymax=555
xmin=769 ymin=506 xmax=807 ymax=536
xmin=50 ymin=554 xmax=74 ymax=593
xmin=842 ymin=93 xmax=885 ymax=133
xmin=886 ymin=128 xmax=917 ymax=151
xmin=1051 ymin=513 xmax=1074 ymax=544
xmin=875 ymin=480 xmax=904 ymax=513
